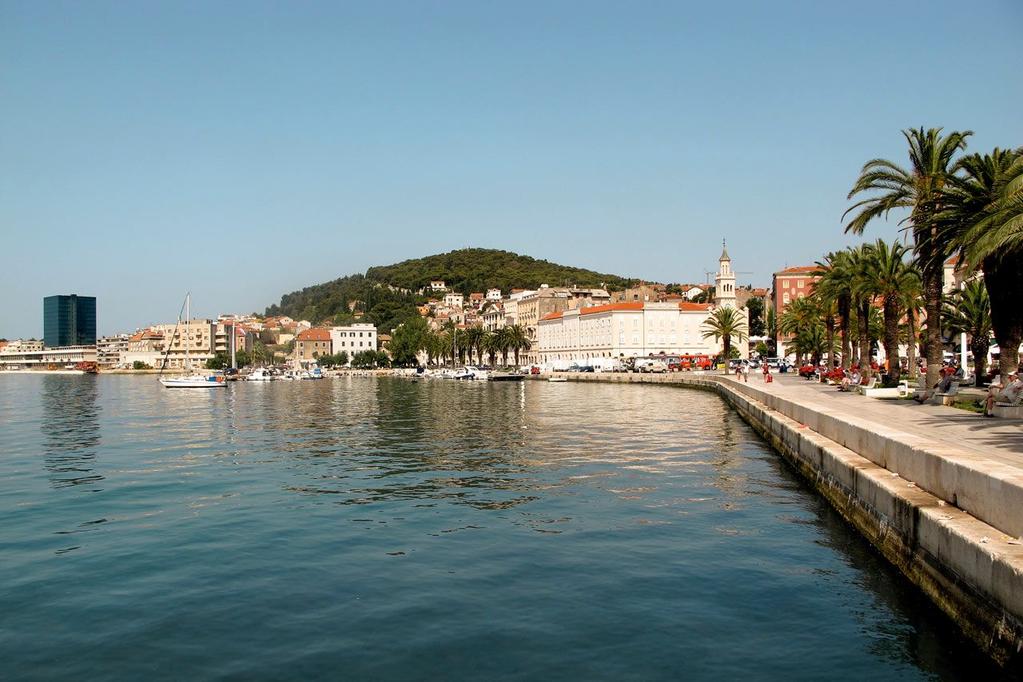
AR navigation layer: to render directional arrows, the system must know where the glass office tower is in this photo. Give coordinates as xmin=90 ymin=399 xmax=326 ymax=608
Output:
xmin=43 ymin=295 xmax=97 ymax=347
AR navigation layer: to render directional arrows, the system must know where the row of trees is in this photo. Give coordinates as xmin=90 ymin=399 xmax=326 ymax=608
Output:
xmin=843 ymin=128 xmax=1021 ymax=388
xmin=774 ymin=129 xmax=1019 ymax=387
xmin=387 ymin=316 xmax=532 ymax=367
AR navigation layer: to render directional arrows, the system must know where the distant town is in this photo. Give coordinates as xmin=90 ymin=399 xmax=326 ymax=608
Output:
xmin=0 ymin=242 xmax=975 ymax=374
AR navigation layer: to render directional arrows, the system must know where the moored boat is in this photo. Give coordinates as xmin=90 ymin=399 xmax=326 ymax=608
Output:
xmin=158 ymin=293 xmax=227 ymax=389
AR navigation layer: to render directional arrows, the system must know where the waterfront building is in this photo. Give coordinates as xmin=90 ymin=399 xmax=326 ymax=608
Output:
xmin=2 ymin=339 xmax=44 ymax=353
xmin=121 ymin=320 xmax=216 ymax=369
xmin=771 ymin=265 xmax=822 ymax=358
xmin=0 ymin=344 xmax=97 ymax=370
xmin=613 ymin=283 xmax=667 ymax=303
xmin=502 ymin=289 xmax=532 ymax=328
xmin=295 ymin=327 xmax=332 ymax=366
xmin=481 ymin=301 xmax=505 ymax=332
xmin=516 ymin=286 xmax=571 ymax=365
xmin=329 ymin=323 xmax=378 ymax=356
xmin=43 ymin=294 xmax=97 ymax=348
xmin=96 ymin=334 xmax=130 ymax=368
xmin=537 ymin=301 xmax=723 ymax=363
xmin=214 ymin=323 xmax=253 ymax=355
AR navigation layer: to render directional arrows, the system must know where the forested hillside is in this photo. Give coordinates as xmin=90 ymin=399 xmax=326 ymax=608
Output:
xmin=264 ymin=249 xmax=637 ymax=332
xmin=365 ymin=248 xmax=636 ymax=294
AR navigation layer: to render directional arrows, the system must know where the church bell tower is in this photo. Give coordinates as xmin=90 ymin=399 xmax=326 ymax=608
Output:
xmin=715 ymin=239 xmax=737 ymax=309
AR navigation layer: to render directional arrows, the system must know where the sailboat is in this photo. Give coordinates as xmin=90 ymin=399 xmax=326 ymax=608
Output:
xmin=159 ymin=293 xmax=227 ymax=389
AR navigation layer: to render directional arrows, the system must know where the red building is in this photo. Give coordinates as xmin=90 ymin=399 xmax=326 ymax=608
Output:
xmin=772 ymin=266 xmax=822 ymax=358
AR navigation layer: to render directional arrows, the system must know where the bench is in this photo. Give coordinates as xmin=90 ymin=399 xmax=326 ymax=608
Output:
xmin=856 ymin=376 xmax=879 ymax=395
xmin=932 ymin=381 xmax=960 ymax=406
xmin=992 ymin=402 xmax=1023 ymax=419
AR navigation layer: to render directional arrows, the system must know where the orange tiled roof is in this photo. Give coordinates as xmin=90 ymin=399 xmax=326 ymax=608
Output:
xmin=678 ymin=302 xmax=711 ymax=312
xmin=297 ymin=328 xmax=331 ymax=342
xmin=580 ymin=302 xmax=645 ymax=315
xmin=775 ymin=266 xmax=822 ymax=275
xmin=540 ymin=311 xmax=563 ymax=321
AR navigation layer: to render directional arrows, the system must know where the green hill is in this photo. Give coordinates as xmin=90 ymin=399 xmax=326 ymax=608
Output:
xmin=264 ymin=248 xmax=638 ymax=332
xmin=365 ymin=248 xmax=636 ymax=294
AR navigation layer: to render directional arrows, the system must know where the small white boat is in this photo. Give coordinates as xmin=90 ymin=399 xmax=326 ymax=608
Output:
xmin=548 ymin=376 xmax=568 ymax=383
xmin=452 ymin=366 xmax=488 ymax=380
xmin=247 ymin=368 xmax=275 ymax=382
xmin=161 ymin=374 xmax=227 ymax=388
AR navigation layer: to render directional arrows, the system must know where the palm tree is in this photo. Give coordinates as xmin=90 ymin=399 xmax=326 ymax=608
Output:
xmin=482 ymin=330 xmax=499 ymax=366
xmin=779 ymin=296 xmax=820 ymax=366
xmin=463 ymin=325 xmax=485 ymax=365
xmin=815 ymin=250 xmax=855 ymax=369
xmin=940 ymin=148 xmax=1023 ymax=377
xmin=494 ymin=327 xmax=513 ymax=366
xmin=506 ymin=324 xmax=530 ymax=367
xmin=859 ymin=239 xmax=920 ymax=384
xmin=941 ymin=280 xmax=992 ymax=386
xmin=701 ymin=306 xmax=748 ymax=361
xmin=900 ymin=278 xmax=924 ymax=380
xmin=793 ymin=323 xmax=831 ymax=366
xmin=844 ymin=127 xmax=972 ymax=389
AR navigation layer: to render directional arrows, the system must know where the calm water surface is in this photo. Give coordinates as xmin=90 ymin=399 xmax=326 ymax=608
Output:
xmin=0 ymin=375 xmax=1005 ymax=680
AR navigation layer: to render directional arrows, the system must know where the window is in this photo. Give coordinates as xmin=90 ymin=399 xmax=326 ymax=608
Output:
xmin=783 ymin=293 xmax=790 ymax=304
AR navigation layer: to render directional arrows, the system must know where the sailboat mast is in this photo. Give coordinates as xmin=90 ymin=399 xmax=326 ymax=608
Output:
xmin=185 ymin=292 xmax=190 ymax=372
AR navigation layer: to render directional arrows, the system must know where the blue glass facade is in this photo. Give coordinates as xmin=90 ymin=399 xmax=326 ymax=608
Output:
xmin=43 ymin=295 xmax=96 ymax=347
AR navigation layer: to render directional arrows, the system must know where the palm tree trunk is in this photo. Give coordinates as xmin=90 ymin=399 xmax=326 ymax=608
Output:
xmin=971 ymin=337 xmax=988 ymax=388
xmin=906 ymin=308 xmax=918 ymax=381
xmin=883 ymin=298 xmax=901 ymax=385
xmin=839 ymin=299 xmax=852 ymax=370
xmin=923 ymin=263 xmax=944 ymax=390
xmin=825 ymin=315 xmax=835 ymax=370
xmin=858 ymin=301 xmax=872 ymax=380
xmin=723 ymin=334 xmax=731 ymax=360
xmin=503 ymin=349 xmax=509 ymax=366
xmin=984 ymin=261 xmax=1022 ymax=378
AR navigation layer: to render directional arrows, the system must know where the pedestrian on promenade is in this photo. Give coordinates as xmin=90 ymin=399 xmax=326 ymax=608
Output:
xmin=762 ymin=362 xmax=770 ymax=382
xmin=985 ymin=372 xmax=1022 ymax=417
xmin=742 ymin=362 xmax=750 ymax=383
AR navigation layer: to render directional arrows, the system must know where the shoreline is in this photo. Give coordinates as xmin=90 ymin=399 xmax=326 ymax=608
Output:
xmin=530 ymin=371 xmax=1023 ymax=668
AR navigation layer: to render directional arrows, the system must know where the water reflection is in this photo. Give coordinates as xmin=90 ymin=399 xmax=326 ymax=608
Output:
xmin=1 ymin=375 xmax=1006 ymax=679
xmin=40 ymin=375 xmax=102 ymax=490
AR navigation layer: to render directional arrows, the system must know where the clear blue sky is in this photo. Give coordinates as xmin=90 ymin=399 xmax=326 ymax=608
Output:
xmin=2 ymin=1 xmax=1020 ymax=337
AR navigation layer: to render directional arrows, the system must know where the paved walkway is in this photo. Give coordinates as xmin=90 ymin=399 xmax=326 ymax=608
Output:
xmin=727 ymin=373 xmax=1023 ymax=468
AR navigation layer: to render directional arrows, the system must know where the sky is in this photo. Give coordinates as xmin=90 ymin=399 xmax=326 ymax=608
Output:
xmin=1 ymin=1 xmax=1021 ymax=337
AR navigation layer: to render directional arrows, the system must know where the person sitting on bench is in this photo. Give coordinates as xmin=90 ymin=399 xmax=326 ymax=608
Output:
xmin=985 ymin=371 xmax=1022 ymax=417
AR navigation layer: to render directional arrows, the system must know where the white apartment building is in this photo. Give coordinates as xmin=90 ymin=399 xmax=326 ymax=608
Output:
xmin=330 ymin=323 xmax=377 ymax=356
xmin=0 ymin=345 xmax=97 ymax=369
xmin=443 ymin=293 xmax=464 ymax=309
xmin=537 ymin=301 xmax=730 ymax=363
xmin=537 ymin=246 xmax=750 ymax=364
xmin=486 ymin=288 xmax=502 ymax=301
xmin=3 ymin=339 xmax=45 ymax=353
xmin=96 ymin=334 xmax=129 ymax=367
xmin=481 ymin=301 xmax=505 ymax=332
xmin=122 ymin=320 xmax=216 ymax=369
